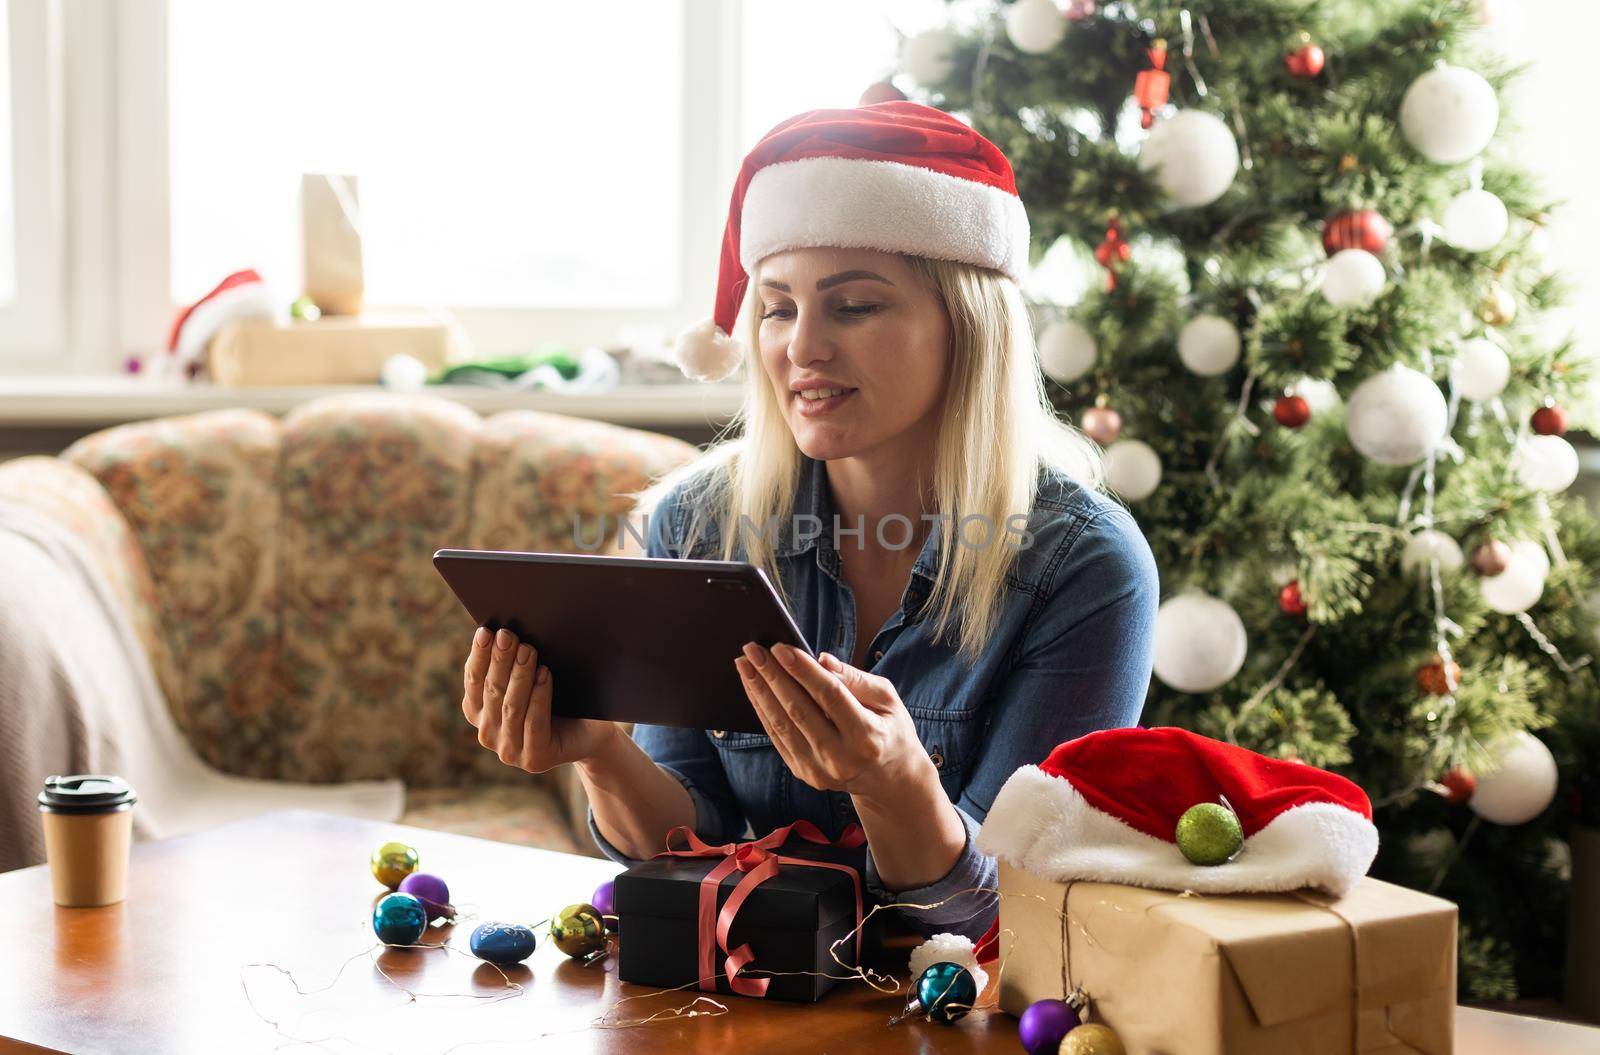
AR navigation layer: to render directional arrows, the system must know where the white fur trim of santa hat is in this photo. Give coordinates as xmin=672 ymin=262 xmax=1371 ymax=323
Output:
xmin=975 ymin=727 xmax=1380 ymax=897
xmin=739 ymin=156 xmax=1031 ymax=285
xmin=674 ymin=100 xmax=1030 ymax=383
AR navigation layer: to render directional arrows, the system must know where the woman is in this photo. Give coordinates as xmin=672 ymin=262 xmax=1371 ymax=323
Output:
xmin=460 ymin=102 xmax=1159 ymax=941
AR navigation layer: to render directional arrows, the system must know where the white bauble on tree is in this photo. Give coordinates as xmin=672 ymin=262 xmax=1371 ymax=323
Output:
xmin=1513 ymin=434 xmax=1580 ymax=493
xmin=1401 ymin=529 xmax=1465 ymax=577
xmin=1153 ymin=592 xmax=1248 ymax=693
xmin=902 ymin=28 xmax=958 ymax=85
xmin=1289 ymin=376 xmax=1342 ymax=412
xmin=1510 ymin=538 xmax=1550 ymax=580
xmin=1451 ymin=337 xmax=1509 ymax=401
xmin=1481 ymin=547 xmax=1545 ymax=613
xmin=1321 ymin=249 xmax=1388 ymax=307
xmin=1138 ymin=110 xmax=1239 ymax=208
xmin=1104 ymin=439 xmax=1162 ymax=500
xmin=1400 ymin=64 xmax=1500 ymax=164
xmin=1441 ymin=189 xmax=1509 ymax=252
xmin=1038 ymin=319 xmax=1098 ymax=383
xmin=1177 ymin=315 xmax=1241 ymax=376
xmin=1469 ymin=732 xmax=1558 ymax=825
xmin=1345 ymin=366 xmax=1449 ymax=466
xmin=1005 ymin=0 xmax=1066 ymax=54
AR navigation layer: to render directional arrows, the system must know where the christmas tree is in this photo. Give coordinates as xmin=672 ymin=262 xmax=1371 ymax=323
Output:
xmin=890 ymin=0 xmax=1600 ymax=1000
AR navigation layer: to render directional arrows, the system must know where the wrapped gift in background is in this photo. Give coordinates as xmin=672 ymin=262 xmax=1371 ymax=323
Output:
xmin=207 ymin=313 xmax=457 ymax=386
xmin=615 ymin=821 xmax=881 ymax=1003
xmin=972 ymin=727 xmax=1458 ymax=1054
xmin=302 ymin=173 xmax=364 ymax=316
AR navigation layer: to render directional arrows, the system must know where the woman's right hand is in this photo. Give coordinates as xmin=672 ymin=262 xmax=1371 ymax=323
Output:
xmin=462 ymin=627 xmax=620 ymax=774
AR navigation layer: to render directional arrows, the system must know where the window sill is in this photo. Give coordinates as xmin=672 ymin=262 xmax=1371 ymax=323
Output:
xmin=0 ymin=376 xmax=744 ymax=429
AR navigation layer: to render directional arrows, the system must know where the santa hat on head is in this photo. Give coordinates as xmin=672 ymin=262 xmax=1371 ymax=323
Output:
xmin=674 ymin=100 xmax=1031 ymax=383
xmin=975 ymin=726 xmax=1379 ymax=897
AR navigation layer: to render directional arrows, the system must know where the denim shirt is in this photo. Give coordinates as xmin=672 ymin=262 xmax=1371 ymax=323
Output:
xmin=587 ymin=454 xmax=1159 ymax=941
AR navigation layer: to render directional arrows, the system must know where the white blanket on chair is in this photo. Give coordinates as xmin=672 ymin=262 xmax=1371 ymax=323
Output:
xmin=0 ymin=499 xmax=404 ymax=873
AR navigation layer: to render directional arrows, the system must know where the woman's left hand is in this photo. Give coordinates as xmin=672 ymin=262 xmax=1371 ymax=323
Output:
xmin=733 ymin=642 xmax=930 ymax=804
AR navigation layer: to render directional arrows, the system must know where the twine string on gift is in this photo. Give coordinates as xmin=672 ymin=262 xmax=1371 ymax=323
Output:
xmin=1290 ymin=890 xmax=1364 ymax=1053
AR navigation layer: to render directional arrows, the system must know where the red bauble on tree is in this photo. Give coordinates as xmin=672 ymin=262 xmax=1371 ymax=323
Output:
xmin=1416 ymin=655 xmax=1462 ymax=696
xmin=1322 ymin=209 xmax=1393 ymax=256
xmin=1273 ymin=394 xmax=1311 ymax=428
xmin=1094 ymin=215 xmax=1131 ymax=290
xmin=858 ymin=81 xmax=907 ymax=106
xmin=1132 ymin=41 xmax=1171 ymax=130
xmin=1531 ymin=403 xmax=1568 ymax=436
xmin=1285 ymin=35 xmax=1326 ymax=79
xmin=1439 ymin=768 xmax=1477 ymax=805
xmin=1278 ymin=580 xmax=1308 ymax=618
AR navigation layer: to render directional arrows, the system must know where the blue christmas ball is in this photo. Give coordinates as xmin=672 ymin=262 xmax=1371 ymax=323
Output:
xmin=915 ymin=961 xmax=977 ymax=1025
xmin=372 ymin=891 xmax=428 ymax=946
xmin=470 ymin=922 xmax=537 ymax=966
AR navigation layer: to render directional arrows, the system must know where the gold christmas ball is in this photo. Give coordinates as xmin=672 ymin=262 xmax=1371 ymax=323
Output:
xmin=370 ymin=841 xmax=420 ymax=890
xmin=550 ymin=902 xmax=607 ymax=958
xmin=1478 ymin=282 xmax=1516 ymax=326
xmin=1059 ymin=1023 xmax=1127 ymax=1055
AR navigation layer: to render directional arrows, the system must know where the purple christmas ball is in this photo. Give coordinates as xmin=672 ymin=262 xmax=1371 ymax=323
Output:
xmin=1018 ymin=998 xmax=1080 ymax=1055
xmin=397 ymin=872 xmax=451 ymax=921
xmin=592 ymin=878 xmax=617 ymax=931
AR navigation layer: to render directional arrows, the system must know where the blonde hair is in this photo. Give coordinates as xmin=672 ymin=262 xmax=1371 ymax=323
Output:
xmin=625 ymin=254 xmax=1105 ymax=664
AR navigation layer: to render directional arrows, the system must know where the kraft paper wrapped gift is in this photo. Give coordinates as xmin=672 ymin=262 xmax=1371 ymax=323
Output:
xmin=996 ymin=860 xmax=1456 ymax=1055
xmin=207 ymin=314 xmax=456 ymax=386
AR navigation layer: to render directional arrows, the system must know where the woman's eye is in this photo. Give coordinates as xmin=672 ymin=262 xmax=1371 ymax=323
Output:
xmin=840 ymin=304 xmax=879 ymax=317
xmin=760 ymin=306 xmax=793 ymax=320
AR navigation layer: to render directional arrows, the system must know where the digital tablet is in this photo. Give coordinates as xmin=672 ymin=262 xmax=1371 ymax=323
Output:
xmin=433 ymin=549 xmax=814 ymax=735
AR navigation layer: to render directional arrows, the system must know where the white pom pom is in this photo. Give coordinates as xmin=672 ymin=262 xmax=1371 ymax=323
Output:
xmin=673 ymin=318 xmax=744 ymax=382
xmin=380 ymin=352 xmax=429 ymax=391
xmin=908 ymin=932 xmax=988 ymax=994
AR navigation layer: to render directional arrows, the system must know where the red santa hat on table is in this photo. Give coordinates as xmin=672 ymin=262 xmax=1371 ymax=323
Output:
xmin=976 ymin=727 xmax=1379 ymax=896
xmin=159 ymin=269 xmax=278 ymax=380
xmin=673 ymin=100 xmax=1031 ymax=382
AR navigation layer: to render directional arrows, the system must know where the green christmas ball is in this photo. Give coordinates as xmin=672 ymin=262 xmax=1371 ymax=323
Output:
xmin=1175 ymin=803 xmax=1242 ymax=866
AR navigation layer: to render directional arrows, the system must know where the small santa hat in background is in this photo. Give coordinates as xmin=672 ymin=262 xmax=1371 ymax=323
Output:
xmin=159 ymin=269 xmax=278 ymax=380
xmin=976 ymin=726 xmax=1379 ymax=897
xmin=674 ymin=100 xmax=1031 ymax=383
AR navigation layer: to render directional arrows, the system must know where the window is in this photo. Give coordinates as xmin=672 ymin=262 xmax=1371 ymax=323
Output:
xmin=0 ymin=0 xmax=63 ymax=364
xmin=739 ymin=0 xmax=943 ymax=150
xmin=168 ymin=0 xmax=684 ymax=311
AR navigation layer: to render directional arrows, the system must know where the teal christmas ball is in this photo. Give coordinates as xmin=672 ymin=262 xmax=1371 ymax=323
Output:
xmin=1176 ymin=802 xmax=1243 ymax=865
xmin=470 ymin=922 xmax=537 ymax=966
xmin=372 ymin=891 xmax=428 ymax=946
xmin=915 ymin=961 xmax=977 ymax=1024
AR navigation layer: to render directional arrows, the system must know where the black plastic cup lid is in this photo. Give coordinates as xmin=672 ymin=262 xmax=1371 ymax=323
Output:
xmin=37 ymin=774 xmax=137 ymax=814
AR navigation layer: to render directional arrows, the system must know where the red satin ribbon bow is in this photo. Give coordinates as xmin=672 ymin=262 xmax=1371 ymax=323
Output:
xmin=656 ymin=819 xmax=867 ymax=997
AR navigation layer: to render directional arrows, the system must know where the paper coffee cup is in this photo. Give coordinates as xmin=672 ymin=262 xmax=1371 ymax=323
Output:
xmin=37 ymin=774 xmax=137 ymax=907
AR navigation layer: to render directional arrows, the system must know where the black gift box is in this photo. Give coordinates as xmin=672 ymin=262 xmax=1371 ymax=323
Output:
xmin=615 ymin=831 xmax=880 ymax=1002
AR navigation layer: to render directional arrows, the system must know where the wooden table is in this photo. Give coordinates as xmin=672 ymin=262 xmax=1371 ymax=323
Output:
xmin=0 ymin=809 xmax=1594 ymax=1054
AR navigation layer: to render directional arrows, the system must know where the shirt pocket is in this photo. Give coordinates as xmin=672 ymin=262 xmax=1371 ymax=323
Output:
xmin=705 ymin=729 xmax=790 ymax=824
xmin=905 ymin=708 xmax=983 ymax=800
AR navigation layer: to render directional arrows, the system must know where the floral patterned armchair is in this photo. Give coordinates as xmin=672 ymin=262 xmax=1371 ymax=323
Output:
xmin=0 ymin=392 xmax=697 ymax=854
